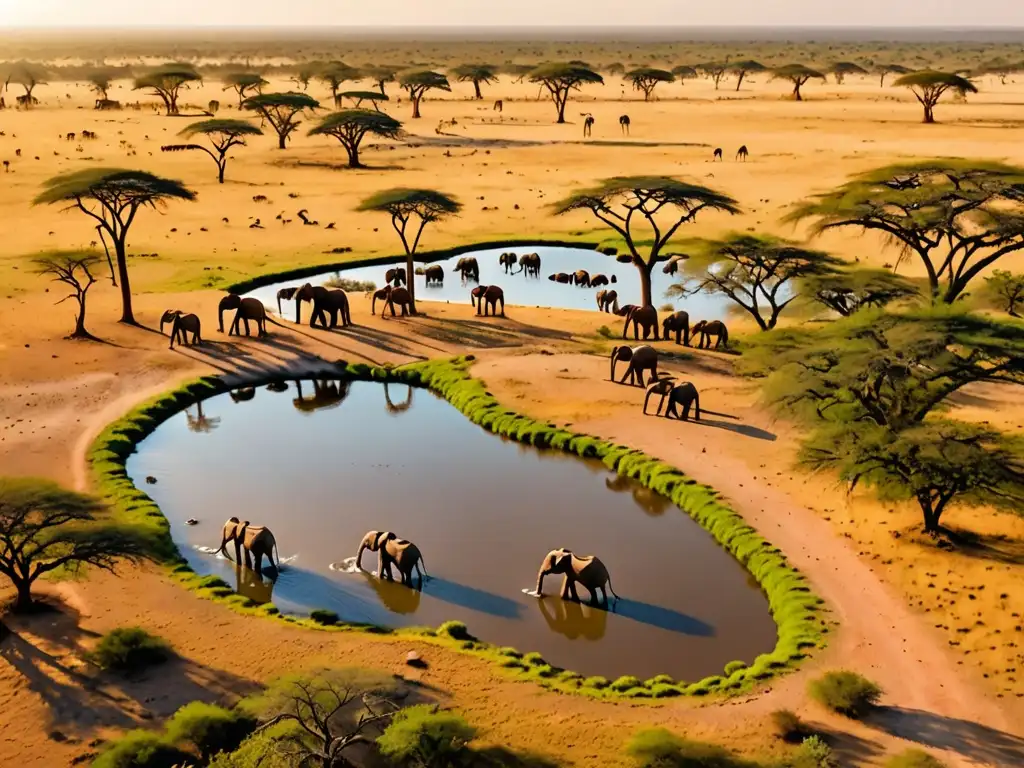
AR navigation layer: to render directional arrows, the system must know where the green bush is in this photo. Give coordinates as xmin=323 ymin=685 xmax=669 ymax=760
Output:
xmin=309 ymin=609 xmax=339 ymax=626
xmin=789 ymin=736 xmax=835 ymax=768
xmin=771 ymin=709 xmax=813 ymax=743
xmin=90 ymin=627 xmax=170 ymax=674
xmin=597 ymin=325 xmax=614 ymax=338
xmin=723 ymin=661 xmax=747 ymax=676
xmin=625 ymin=728 xmax=754 ymax=767
xmin=324 ymin=276 xmax=376 ymax=292
xmin=377 ymin=704 xmax=477 ymax=767
xmin=583 ymin=676 xmax=609 ymax=689
xmin=437 ymin=620 xmax=473 ymax=641
xmin=207 ymin=721 xmax=302 ymax=768
xmin=165 ymin=702 xmax=256 ymax=761
xmin=884 ymin=749 xmax=949 ymax=768
xmin=91 ymin=730 xmax=194 ymax=768
xmin=808 ymin=671 xmax=882 ymax=718
xmin=599 ymin=245 xmax=618 ymax=255
xmin=610 ymin=675 xmax=643 ymax=692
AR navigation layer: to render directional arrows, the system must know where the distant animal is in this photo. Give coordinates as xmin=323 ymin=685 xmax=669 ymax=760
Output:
xmin=583 ymin=114 xmax=595 ymax=137
xmin=252 ymin=195 xmax=268 ymax=203
xmin=499 ymin=252 xmax=518 ymax=273
xmin=65 ymin=132 xmax=75 ymax=141
xmin=662 ymin=311 xmax=691 ymax=346
xmin=665 ymin=381 xmax=701 ymax=421
xmin=590 ymin=274 xmax=610 ymax=287
xmin=95 ymin=98 xmax=122 ymax=110
xmin=471 ymin=285 xmax=505 ymax=317
xmin=713 ymin=148 xmax=723 ymax=161
xmin=534 ymin=548 xmax=618 ymax=608
xmin=380 ymin=286 xmax=414 ymax=317
xmin=619 ymin=115 xmax=630 ymax=135
xmin=452 ymin=257 xmax=480 ymax=283
xmin=424 ymin=264 xmax=444 ymax=286
xmin=692 ymin=319 xmax=729 ymax=349
xmin=325 ymin=222 xmax=335 ymax=229
xmin=371 ymin=285 xmax=395 ymax=315
xmin=493 ymin=99 xmax=503 ymax=112
xmin=218 ymin=295 xmax=269 ymax=336
xmin=81 ymin=130 xmax=97 ymax=140
xmin=249 ymin=219 xmax=263 ymax=229
xmin=356 ymin=530 xmax=427 ymax=586
xmin=572 ymin=269 xmax=592 ymax=288
xmin=662 ymin=254 xmax=688 ymax=276
xmin=517 ymin=252 xmax=541 ymax=277
xmin=385 ymin=267 xmax=407 ymax=287
xmin=160 ymin=309 xmax=202 ymax=349
xmin=736 ymin=145 xmax=749 ymax=161
xmin=217 ymin=517 xmax=279 ymax=575
xmin=2 ymin=161 xmax=8 ymax=173
xmin=610 ymin=344 xmax=659 ymax=387
xmin=297 ymin=209 xmax=318 ymax=226
xmin=596 ymin=289 xmax=618 ymax=313
xmin=548 ymin=272 xmax=571 ymax=284
xmin=276 ymin=286 xmax=298 ymax=313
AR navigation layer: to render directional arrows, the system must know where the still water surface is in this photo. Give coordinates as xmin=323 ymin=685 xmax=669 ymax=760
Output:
xmin=127 ymin=380 xmax=775 ymax=679
xmin=245 ymin=245 xmax=732 ymax=321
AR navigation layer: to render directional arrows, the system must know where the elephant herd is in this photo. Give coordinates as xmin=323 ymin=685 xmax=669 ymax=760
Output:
xmin=610 ymin=345 xmax=702 ymax=421
xmin=159 ymin=296 xmax=271 ymax=349
xmin=548 ymin=269 xmax=614 ymax=288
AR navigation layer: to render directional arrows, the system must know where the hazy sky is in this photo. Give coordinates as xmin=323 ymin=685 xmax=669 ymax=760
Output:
xmin=1 ymin=0 xmax=1022 ymax=28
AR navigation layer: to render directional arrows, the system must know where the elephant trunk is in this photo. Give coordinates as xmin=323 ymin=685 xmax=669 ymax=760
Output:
xmin=610 ymin=348 xmax=619 ymax=382
xmin=535 ymin=567 xmax=550 ymax=596
xmin=356 ymin=542 xmax=367 ymax=570
xmin=217 ymin=531 xmax=232 ymax=561
xmin=643 ymin=388 xmax=652 ymax=414
xmin=295 ymin=299 xmax=302 ymax=325
xmin=611 ymin=297 xmax=620 ymax=315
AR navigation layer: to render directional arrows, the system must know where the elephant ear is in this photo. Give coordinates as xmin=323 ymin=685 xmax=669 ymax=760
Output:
xmin=555 ymin=552 xmax=573 ymax=571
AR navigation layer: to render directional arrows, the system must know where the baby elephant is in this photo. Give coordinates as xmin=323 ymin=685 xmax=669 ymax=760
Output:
xmin=665 ymin=381 xmax=700 ymax=421
xmin=160 ymin=309 xmax=202 ymax=349
xmin=356 ymin=530 xmax=427 ymax=586
xmin=610 ymin=345 xmax=658 ymax=387
xmin=535 ymin=548 xmax=619 ymax=608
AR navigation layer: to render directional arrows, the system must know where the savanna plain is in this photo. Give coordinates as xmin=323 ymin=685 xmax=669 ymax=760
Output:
xmin=0 ymin=31 xmax=1023 ymax=768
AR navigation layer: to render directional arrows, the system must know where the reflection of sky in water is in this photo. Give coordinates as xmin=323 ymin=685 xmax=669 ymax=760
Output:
xmin=245 ymin=245 xmax=734 ymax=321
xmin=127 ymin=381 xmax=775 ymax=680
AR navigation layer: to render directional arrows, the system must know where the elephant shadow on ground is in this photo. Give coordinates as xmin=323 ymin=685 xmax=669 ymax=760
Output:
xmin=867 ymin=706 xmax=1024 ymax=767
xmin=608 ymin=598 xmax=715 ymax=637
xmin=691 ymin=415 xmax=777 ymax=442
xmin=421 ymin=576 xmax=523 ymax=620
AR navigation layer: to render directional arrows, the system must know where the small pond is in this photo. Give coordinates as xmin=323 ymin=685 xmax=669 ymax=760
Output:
xmin=245 ymin=245 xmax=732 ymax=321
xmin=126 ymin=380 xmax=775 ymax=680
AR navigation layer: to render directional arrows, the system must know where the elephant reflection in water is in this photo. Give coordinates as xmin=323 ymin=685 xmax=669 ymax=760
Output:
xmin=234 ymin=564 xmax=275 ymax=605
xmin=361 ymin=571 xmax=422 ymax=614
xmin=292 ymin=379 xmax=351 ymax=413
xmin=185 ymin=400 xmax=221 ymax=433
xmin=383 ymin=382 xmax=413 ymax=415
xmin=537 ymin=595 xmax=607 ymax=640
xmin=605 ymin=474 xmax=671 ymax=516
xmin=229 ymin=387 xmax=256 ymax=403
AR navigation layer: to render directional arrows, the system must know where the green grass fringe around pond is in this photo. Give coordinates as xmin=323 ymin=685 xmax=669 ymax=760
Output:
xmin=225 ymin=238 xmax=601 ymax=295
xmin=89 ymin=355 xmax=828 ymax=701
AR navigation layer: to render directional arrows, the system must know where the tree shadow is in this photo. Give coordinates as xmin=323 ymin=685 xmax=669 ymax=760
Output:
xmin=806 ymin=723 xmax=885 ymax=767
xmin=934 ymin=527 xmax=1024 ymax=566
xmin=869 ymin=706 xmax=1024 ymax=767
xmin=470 ymin=745 xmax=564 ymax=767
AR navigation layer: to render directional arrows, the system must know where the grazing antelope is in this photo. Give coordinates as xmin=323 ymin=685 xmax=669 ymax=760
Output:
xmin=713 ymin=148 xmax=723 ymax=161
xmin=736 ymin=145 xmax=749 ymax=161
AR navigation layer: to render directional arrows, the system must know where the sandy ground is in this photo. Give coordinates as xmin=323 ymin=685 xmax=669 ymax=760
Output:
xmin=1 ymin=70 xmax=1023 ymax=767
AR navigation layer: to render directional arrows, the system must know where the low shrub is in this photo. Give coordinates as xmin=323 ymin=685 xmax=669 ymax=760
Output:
xmin=790 ymin=736 xmax=835 ymax=768
xmin=659 ymin=303 xmax=675 ymax=313
xmin=884 ymin=749 xmax=949 ymax=768
xmin=809 ymin=671 xmax=882 ymax=718
xmin=165 ymin=701 xmax=256 ymax=761
xmin=610 ymin=675 xmax=643 ymax=692
xmin=91 ymin=730 xmax=194 ymax=768
xmin=599 ymin=245 xmax=618 ymax=255
xmin=723 ymin=661 xmax=747 ymax=676
xmin=377 ymin=704 xmax=477 ymax=766
xmin=583 ymin=676 xmax=609 ymax=689
xmin=522 ymin=652 xmax=547 ymax=666
xmin=437 ymin=621 xmax=473 ymax=641
xmin=324 ymin=276 xmax=376 ymax=292
xmin=771 ymin=709 xmax=813 ymax=743
xmin=625 ymin=728 xmax=753 ymax=767
xmin=650 ymin=684 xmax=683 ymax=698
xmin=596 ymin=325 xmax=614 ymax=338
xmin=309 ymin=609 xmax=339 ymax=626
xmin=90 ymin=627 xmax=170 ymax=674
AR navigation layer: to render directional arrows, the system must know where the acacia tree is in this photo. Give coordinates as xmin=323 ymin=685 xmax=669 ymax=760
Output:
xmin=33 ymin=250 xmax=102 ymax=339
xmin=501 ymin=63 xmax=534 ymax=83
xmin=876 ymin=64 xmax=912 ymax=87
xmin=222 ymin=72 xmax=268 ymax=108
xmin=0 ymin=477 xmax=153 ymax=611
xmin=450 ymin=64 xmax=498 ymax=99
xmin=605 ymin=62 xmax=626 ymax=76
xmin=291 ymin=65 xmax=316 ymax=91
xmin=357 ymin=188 xmax=462 ymax=313
xmin=243 ymin=92 xmax=320 ymax=149
xmin=893 ymin=71 xmax=977 ymax=123
xmin=728 ymin=60 xmax=766 ymax=91
xmin=338 ymin=91 xmax=389 ymax=110
xmin=552 ymin=177 xmax=740 ymax=308
xmin=829 ymin=62 xmax=869 ymax=85
xmin=669 ymin=234 xmax=842 ymax=330
xmin=786 ymin=160 xmax=1024 ymax=303
xmin=742 ymin=309 xmax=1024 ymax=430
xmin=771 ymin=64 xmax=826 ymax=101
xmin=319 ymin=62 xmax=360 ymax=103
xmin=801 ymin=268 xmax=920 ymax=316
xmin=976 ymin=60 xmax=1024 ymax=85
xmin=134 ymin=63 xmax=202 ymax=116
xmin=11 ymin=63 xmax=47 ymax=103
xmin=398 ymin=70 xmax=451 ymax=119
xmin=161 ymin=119 xmax=263 ymax=183
xmin=528 ymin=63 xmax=603 ymax=123
xmin=308 ymin=110 xmax=402 ymax=168
xmin=671 ymin=65 xmax=698 ymax=83
xmin=34 ymin=169 xmax=196 ymax=324
xmin=696 ymin=62 xmax=729 ymax=89
xmin=803 ymin=421 xmax=1024 ymax=533
xmin=623 ymin=67 xmax=674 ymax=101
xmin=983 ymin=270 xmax=1024 ymax=316
xmin=364 ymin=65 xmax=398 ymax=96
xmin=87 ymin=68 xmax=117 ymax=102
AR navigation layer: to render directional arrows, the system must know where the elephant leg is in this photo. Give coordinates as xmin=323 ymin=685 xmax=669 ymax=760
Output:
xmin=559 ymin=575 xmax=571 ymax=599
xmin=656 ymin=391 xmax=667 ymax=416
xmin=683 ymin=401 xmax=692 ymax=421
xmin=243 ymin=547 xmax=253 ymax=571
xmin=254 ymin=550 xmax=264 ymax=575
xmin=567 ymin=579 xmax=580 ymax=602
xmin=233 ymin=540 xmax=243 ymax=564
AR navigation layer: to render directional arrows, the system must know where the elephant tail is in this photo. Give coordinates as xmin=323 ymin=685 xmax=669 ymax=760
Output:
xmin=694 ymin=391 xmax=701 ymax=421
xmin=606 ymin=576 xmax=621 ymax=603
xmin=417 ymin=553 xmax=428 ymax=579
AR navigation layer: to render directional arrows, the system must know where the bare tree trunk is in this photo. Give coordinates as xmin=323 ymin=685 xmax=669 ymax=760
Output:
xmin=115 ymin=238 xmax=135 ymax=325
xmin=474 ymin=80 xmax=482 ymax=99
xmin=637 ymin=263 xmax=653 ymax=308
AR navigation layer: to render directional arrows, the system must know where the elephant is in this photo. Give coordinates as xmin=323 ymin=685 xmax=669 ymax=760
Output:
xmin=424 ymin=265 xmax=445 ymax=286
xmin=371 ymin=285 xmax=393 ymax=315
xmin=665 ymin=381 xmax=701 ymax=421
xmin=293 ymin=379 xmax=350 ymax=413
xmin=662 ymin=311 xmax=691 ymax=346
xmin=381 ymin=286 xmax=413 ymax=318
xmin=452 ymin=257 xmax=480 ymax=283
xmin=276 ymin=286 xmax=298 ymax=314
xmin=471 ymin=285 xmax=505 ymax=317
xmin=384 ymin=382 xmax=414 ymax=414
xmin=692 ymin=320 xmax=729 ymax=350
xmin=385 ymin=267 xmax=407 ymax=287
xmin=534 ymin=548 xmax=619 ymax=608
xmin=517 ymin=253 xmax=541 ymax=277
xmin=294 ymin=283 xmax=351 ymax=329
xmin=610 ymin=345 xmax=659 ymax=387
xmin=643 ymin=376 xmax=676 ymax=415
xmin=661 ymin=254 xmax=689 ymax=276
xmin=548 ymin=272 xmax=571 ymax=284
xmin=590 ymin=274 xmax=610 ymax=287
xmin=217 ymin=517 xmax=280 ymax=575
xmin=572 ymin=269 xmax=592 ymax=287
xmin=161 ymin=310 xmax=202 ymax=349
xmin=356 ymin=530 xmax=427 ymax=586
xmin=220 ymin=296 xmax=269 ymax=337
xmin=229 ymin=387 xmax=256 ymax=402
xmin=499 ymin=252 xmax=518 ymax=273
xmin=595 ymin=290 xmax=618 ymax=313
xmin=620 ymin=305 xmax=659 ymax=341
